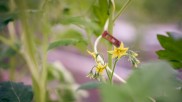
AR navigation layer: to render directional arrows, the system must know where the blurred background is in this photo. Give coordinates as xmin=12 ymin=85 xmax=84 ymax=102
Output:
xmin=0 ymin=0 xmax=182 ymax=102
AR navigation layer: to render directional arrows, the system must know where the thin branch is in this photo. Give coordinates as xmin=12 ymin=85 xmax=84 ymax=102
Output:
xmin=113 ymin=0 xmax=131 ymax=22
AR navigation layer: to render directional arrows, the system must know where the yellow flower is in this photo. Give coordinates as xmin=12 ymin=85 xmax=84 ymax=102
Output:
xmin=87 ymin=50 xmax=97 ymax=59
xmin=95 ymin=63 xmax=107 ymax=74
xmin=108 ymin=42 xmax=128 ymax=59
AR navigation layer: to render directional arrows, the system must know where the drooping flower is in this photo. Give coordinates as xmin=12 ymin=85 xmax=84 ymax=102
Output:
xmin=95 ymin=63 xmax=107 ymax=75
xmin=87 ymin=62 xmax=107 ymax=79
xmin=108 ymin=42 xmax=128 ymax=59
xmin=127 ymin=50 xmax=140 ymax=67
xmin=130 ymin=50 xmax=138 ymax=57
xmin=86 ymin=70 xmax=94 ymax=79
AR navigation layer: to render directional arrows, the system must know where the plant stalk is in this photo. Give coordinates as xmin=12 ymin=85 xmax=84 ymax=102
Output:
xmin=107 ymin=0 xmax=115 ymax=78
xmin=110 ymin=58 xmax=118 ymax=84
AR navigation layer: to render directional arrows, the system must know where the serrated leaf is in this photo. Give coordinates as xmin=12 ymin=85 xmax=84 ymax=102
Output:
xmin=156 ymin=50 xmax=182 ymax=69
xmin=156 ymin=32 xmax=182 ymax=69
xmin=77 ymin=81 xmax=101 ymax=91
xmin=157 ymin=50 xmax=182 ymax=61
xmin=101 ymin=61 xmax=182 ymax=102
xmin=167 ymin=32 xmax=182 ymax=40
xmin=0 ymin=81 xmax=33 ymax=102
xmin=48 ymin=39 xmax=81 ymax=50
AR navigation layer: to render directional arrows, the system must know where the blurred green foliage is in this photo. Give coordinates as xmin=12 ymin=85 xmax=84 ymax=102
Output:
xmin=0 ymin=44 xmax=18 ymax=69
xmin=77 ymin=81 xmax=101 ymax=90
xmin=101 ymin=61 xmax=182 ymax=102
xmin=0 ymin=0 xmax=15 ymax=30
xmin=157 ymin=32 xmax=182 ymax=69
xmin=47 ymin=63 xmax=79 ymax=102
xmin=0 ymin=0 xmax=10 ymax=13
xmin=116 ymin=0 xmax=182 ymax=23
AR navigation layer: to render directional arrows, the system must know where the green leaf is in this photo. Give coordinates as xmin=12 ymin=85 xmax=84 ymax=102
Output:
xmin=92 ymin=0 xmax=109 ymax=27
xmin=0 ymin=0 xmax=9 ymax=13
xmin=58 ymin=29 xmax=83 ymax=39
xmin=77 ymin=81 xmax=101 ymax=91
xmin=58 ymin=17 xmax=100 ymax=36
xmin=55 ymin=29 xmax=88 ymax=51
xmin=59 ymin=16 xmax=84 ymax=25
xmin=57 ymin=88 xmax=75 ymax=102
xmin=156 ymin=32 xmax=182 ymax=69
xmin=48 ymin=39 xmax=83 ymax=50
xmin=101 ymin=61 xmax=182 ymax=102
xmin=0 ymin=81 xmax=33 ymax=102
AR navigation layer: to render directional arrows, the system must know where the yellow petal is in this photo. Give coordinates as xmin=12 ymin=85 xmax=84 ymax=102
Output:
xmin=87 ymin=50 xmax=96 ymax=59
xmin=96 ymin=63 xmax=107 ymax=74
xmin=119 ymin=42 xmax=124 ymax=48
xmin=112 ymin=53 xmax=118 ymax=59
xmin=123 ymin=47 xmax=129 ymax=51
xmin=113 ymin=46 xmax=117 ymax=50
xmin=118 ymin=53 xmax=125 ymax=59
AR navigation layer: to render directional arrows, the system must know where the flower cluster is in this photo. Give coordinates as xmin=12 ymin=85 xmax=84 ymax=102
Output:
xmin=87 ymin=42 xmax=140 ymax=80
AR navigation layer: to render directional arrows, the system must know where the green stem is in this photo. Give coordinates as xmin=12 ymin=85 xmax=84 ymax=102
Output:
xmin=86 ymin=29 xmax=94 ymax=50
xmin=107 ymin=0 xmax=115 ymax=77
xmin=40 ymin=23 xmax=49 ymax=102
xmin=105 ymin=68 xmax=112 ymax=82
xmin=8 ymin=21 xmax=16 ymax=81
xmin=15 ymin=1 xmax=47 ymax=102
xmin=110 ymin=58 xmax=118 ymax=84
xmin=9 ymin=57 xmax=15 ymax=81
xmin=107 ymin=0 xmax=115 ymax=81
xmin=113 ymin=0 xmax=131 ymax=22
